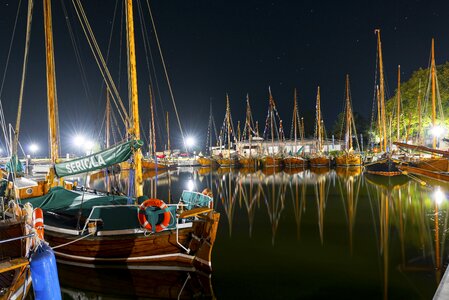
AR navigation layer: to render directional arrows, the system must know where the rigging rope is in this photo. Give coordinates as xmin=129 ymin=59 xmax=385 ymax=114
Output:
xmin=145 ymin=0 xmax=186 ymax=150
xmin=71 ymin=0 xmax=129 ymax=127
xmin=13 ymin=0 xmax=33 ymax=157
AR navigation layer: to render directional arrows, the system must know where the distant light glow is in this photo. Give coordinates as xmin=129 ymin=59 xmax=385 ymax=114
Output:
xmin=434 ymin=187 xmax=446 ymax=206
xmin=187 ymin=179 xmax=194 ymax=191
xmin=430 ymin=126 xmax=444 ymax=138
xmin=73 ymin=135 xmax=86 ymax=147
xmin=84 ymin=140 xmax=94 ymax=152
xmin=185 ymin=136 xmax=195 ymax=148
xmin=29 ymin=144 xmax=39 ymax=153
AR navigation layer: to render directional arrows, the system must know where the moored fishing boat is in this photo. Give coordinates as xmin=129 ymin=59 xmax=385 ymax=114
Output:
xmin=310 ymin=87 xmax=330 ymax=167
xmin=284 ymin=89 xmax=307 ymax=168
xmin=197 ymin=156 xmax=218 ymax=167
xmin=19 ymin=0 xmax=220 ymax=273
xmin=335 ymin=75 xmax=362 ymax=166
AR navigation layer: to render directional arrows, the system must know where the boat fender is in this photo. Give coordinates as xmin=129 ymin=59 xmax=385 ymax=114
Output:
xmin=138 ymin=199 xmax=170 ymax=232
xmin=30 ymin=243 xmax=61 ymax=300
xmin=33 ymin=208 xmax=45 ymax=240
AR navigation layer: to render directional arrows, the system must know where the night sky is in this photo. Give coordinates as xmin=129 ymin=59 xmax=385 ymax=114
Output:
xmin=0 ymin=0 xmax=448 ymax=155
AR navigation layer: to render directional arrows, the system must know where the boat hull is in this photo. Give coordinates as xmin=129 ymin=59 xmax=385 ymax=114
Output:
xmin=309 ymin=156 xmax=330 ymax=167
xmin=216 ymin=158 xmax=239 ymax=167
xmin=238 ymin=157 xmax=258 ymax=168
xmin=364 ymin=158 xmax=402 ymax=176
xmin=335 ymin=153 xmax=362 ymax=166
xmin=260 ymin=156 xmax=283 ymax=168
xmin=284 ymin=156 xmax=307 ymax=168
xmin=44 ymin=212 xmax=220 ymax=272
xmin=197 ymin=157 xmax=218 ymax=167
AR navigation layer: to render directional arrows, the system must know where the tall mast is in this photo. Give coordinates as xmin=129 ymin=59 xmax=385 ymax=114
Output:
xmin=246 ymin=94 xmax=252 ymax=158
xmin=269 ymin=88 xmax=275 ymax=154
xmin=431 ymin=38 xmax=437 ymax=148
xmin=43 ymin=0 xmax=59 ymax=164
xmin=396 ymin=65 xmax=401 ymax=142
xmin=376 ymin=85 xmax=382 ymax=152
xmin=417 ymin=80 xmax=422 ymax=145
xmin=293 ymin=88 xmax=298 ymax=145
xmin=106 ymin=89 xmax=111 ymax=148
xmin=149 ymin=85 xmax=156 ymax=156
xmin=316 ymin=86 xmax=322 ymax=152
xmin=166 ymin=111 xmax=170 ymax=152
xmin=226 ymin=94 xmax=231 ymax=155
xmin=375 ymin=29 xmax=387 ymax=151
xmin=300 ymin=117 xmax=304 ymax=141
xmin=345 ymin=75 xmax=352 ymax=151
xmin=13 ymin=0 xmax=33 ymax=158
xmin=126 ymin=0 xmax=142 ymax=197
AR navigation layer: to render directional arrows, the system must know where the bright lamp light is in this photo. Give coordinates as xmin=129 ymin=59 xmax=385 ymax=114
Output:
xmin=434 ymin=187 xmax=446 ymax=206
xmin=430 ymin=126 xmax=444 ymax=138
xmin=29 ymin=144 xmax=38 ymax=153
xmin=73 ymin=135 xmax=85 ymax=147
xmin=186 ymin=136 xmax=195 ymax=148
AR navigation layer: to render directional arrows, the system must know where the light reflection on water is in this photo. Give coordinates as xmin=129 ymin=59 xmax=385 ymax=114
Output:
xmin=62 ymin=167 xmax=449 ymax=299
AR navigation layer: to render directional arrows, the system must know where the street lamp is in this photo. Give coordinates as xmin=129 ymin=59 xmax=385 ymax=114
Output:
xmin=433 ymin=187 xmax=446 ymax=206
xmin=430 ymin=125 xmax=444 ymax=148
xmin=29 ymin=144 xmax=38 ymax=157
xmin=185 ymin=136 xmax=195 ymax=153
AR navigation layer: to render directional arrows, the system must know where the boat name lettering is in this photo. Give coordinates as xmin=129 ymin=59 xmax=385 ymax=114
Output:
xmin=65 ymin=154 xmax=107 ymax=174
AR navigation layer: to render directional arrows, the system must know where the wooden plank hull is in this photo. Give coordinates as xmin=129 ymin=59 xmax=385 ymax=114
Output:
xmin=284 ymin=156 xmax=307 ymax=167
xmin=197 ymin=157 xmax=218 ymax=167
xmin=398 ymin=165 xmax=449 ymax=183
xmin=0 ymin=219 xmax=31 ymax=300
xmin=309 ymin=156 xmax=330 ymax=167
xmin=45 ymin=212 xmax=220 ymax=272
xmin=216 ymin=158 xmax=239 ymax=167
xmin=260 ymin=156 xmax=283 ymax=168
xmin=365 ymin=158 xmax=402 ymax=176
xmin=238 ymin=157 xmax=258 ymax=168
xmin=335 ymin=153 xmax=362 ymax=166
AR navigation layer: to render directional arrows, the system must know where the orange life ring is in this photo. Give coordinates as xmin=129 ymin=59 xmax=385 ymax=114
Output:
xmin=138 ymin=199 xmax=170 ymax=232
xmin=33 ymin=208 xmax=44 ymax=239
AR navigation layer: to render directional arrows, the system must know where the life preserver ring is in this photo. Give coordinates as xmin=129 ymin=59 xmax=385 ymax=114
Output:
xmin=33 ymin=208 xmax=44 ymax=239
xmin=138 ymin=199 xmax=170 ymax=232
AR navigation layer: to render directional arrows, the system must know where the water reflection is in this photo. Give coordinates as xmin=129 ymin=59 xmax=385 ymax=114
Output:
xmin=65 ymin=167 xmax=449 ymax=299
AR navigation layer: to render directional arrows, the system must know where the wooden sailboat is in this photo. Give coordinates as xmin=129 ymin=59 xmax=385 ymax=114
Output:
xmin=365 ymin=29 xmax=402 ymax=176
xmin=284 ymin=89 xmax=307 ymax=168
xmin=0 ymin=217 xmax=32 ymax=300
xmin=238 ymin=94 xmax=258 ymax=168
xmin=216 ymin=94 xmax=239 ymax=167
xmin=22 ymin=0 xmax=220 ymax=272
xmin=198 ymin=104 xmax=218 ymax=167
xmin=260 ymin=88 xmax=284 ymax=168
xmin=309 ymin=86 xmax=330 ymax=167
xmin=335 ymin=75 xmax=362 ymax=166
xmin=394 ymin=39 xmax=449 ymax=181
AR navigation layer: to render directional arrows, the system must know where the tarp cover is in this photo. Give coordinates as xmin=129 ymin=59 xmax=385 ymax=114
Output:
xmin=55 ymin=140 xmax=143 ymax=177
xmin=22 ymin=186 xmax=129 ymax=214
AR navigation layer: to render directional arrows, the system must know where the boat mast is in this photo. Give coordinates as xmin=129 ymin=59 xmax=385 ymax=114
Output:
xmin=316 ymin=86 xmax=322 ymax=152
xmin=431 ymin=38 xmax=437 ymax=149
xmin=43 ymin=0 xmax=59 ymax=165
xmin=396 ymin=65 xmax=401 ymax=142
xmin=417 ymin=80 xmax=422 ymax=145
xmin=166 ymin=111 xmax=170 ymax=153
xmin=345 ymin=75 xmax=352 ymax=151
xmin=149 ymin=85 xmax=156 ymax=157
xmin=246 ymin=94 xmax=252 ymax=158
xmin=375 ymin=29 xmax=387 ymax=152
xmin=269 ymin=88 xmax=275 ymax=156
xmin=126 ymin=0 xmax=143 ymax=197
xmin=293 ymin=88 xmax=298 ymax=151
xmin=13 ymin=0 xmax=33 ymax=159
xmin=226 ymin=94 xmax=231 ymax=157
xmin=106 ymin=89 xmax=111 ymax=148
xmin=376 ymin=85 xmax=382 ymax=152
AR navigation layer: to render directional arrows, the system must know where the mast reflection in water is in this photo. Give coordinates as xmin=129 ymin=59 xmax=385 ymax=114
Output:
xmin=65 ymin=166 xmax=448 ymax=299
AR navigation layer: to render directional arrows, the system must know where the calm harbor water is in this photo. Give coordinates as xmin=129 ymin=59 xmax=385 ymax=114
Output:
xmin=58 ymin=167 xmax=448 ymax=299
